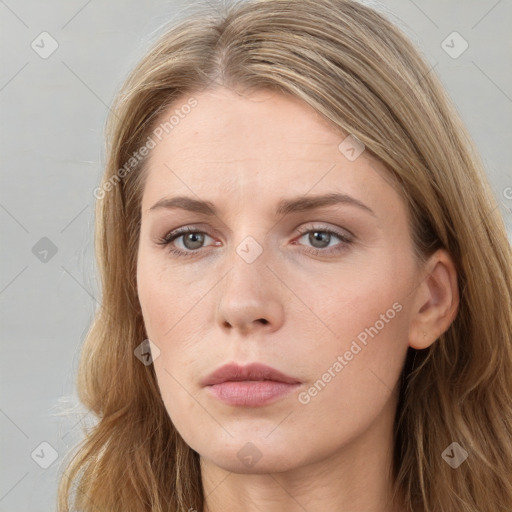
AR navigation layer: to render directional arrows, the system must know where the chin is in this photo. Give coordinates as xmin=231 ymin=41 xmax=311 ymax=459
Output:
xmin=201 ymin=446 xmax=303 ymax=475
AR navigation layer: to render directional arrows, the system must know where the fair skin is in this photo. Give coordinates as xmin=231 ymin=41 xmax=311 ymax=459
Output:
xmin=136 ymin=86 xmax=459 ymax=512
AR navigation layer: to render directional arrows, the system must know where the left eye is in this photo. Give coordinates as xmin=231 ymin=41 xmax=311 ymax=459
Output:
xmin=296 ymin=228 xmax=350 ymax=250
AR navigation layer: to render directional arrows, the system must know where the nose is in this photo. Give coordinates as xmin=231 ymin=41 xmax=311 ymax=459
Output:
xmin=215 ymin=248 xmax=285 ymax=336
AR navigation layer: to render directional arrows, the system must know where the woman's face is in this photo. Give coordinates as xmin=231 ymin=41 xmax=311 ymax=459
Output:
xmin=137 ymin=86 xmax=422 ymax=474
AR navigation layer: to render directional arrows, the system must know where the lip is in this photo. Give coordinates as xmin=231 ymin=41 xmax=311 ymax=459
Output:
xmin=202 ymin=362 xmax=302 ymax=407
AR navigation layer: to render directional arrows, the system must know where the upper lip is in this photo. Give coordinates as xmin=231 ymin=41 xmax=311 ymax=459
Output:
xmin=201 ymin=362 xmax=301 ymax=386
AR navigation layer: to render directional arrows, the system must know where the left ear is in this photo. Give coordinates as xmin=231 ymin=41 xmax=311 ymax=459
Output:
xmin=408 ymin=248 xmax=460 ymax=350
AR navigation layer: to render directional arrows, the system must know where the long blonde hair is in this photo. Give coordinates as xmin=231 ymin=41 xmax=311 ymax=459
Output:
xmin=57 ymin=1 xmax=512 ymax=511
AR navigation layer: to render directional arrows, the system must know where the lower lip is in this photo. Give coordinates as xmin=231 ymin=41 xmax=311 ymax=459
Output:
xmin=206 ymin=381 xmax=301 ymax=407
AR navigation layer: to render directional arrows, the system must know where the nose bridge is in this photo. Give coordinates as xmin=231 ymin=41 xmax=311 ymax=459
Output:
xmin=223 ymin=232 xmax=270 ymax=300
xmin=215 ymin=232 xmax=285 ymax=332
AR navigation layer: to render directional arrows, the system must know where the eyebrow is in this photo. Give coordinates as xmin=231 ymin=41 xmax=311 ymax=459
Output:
xmin=149 ymin=192 xmax=376 ymax=217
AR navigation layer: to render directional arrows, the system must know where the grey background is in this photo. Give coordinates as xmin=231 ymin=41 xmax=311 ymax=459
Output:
xmin=1 ymin=0 xmax=511 ymax=511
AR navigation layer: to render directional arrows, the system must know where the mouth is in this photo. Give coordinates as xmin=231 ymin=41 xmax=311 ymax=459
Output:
xmin=201 ymin=362 xmax=302 ymax=407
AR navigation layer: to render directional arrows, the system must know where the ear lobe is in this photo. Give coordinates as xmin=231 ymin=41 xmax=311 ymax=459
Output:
xmin=409 ymin=249 xmax=459 ymax=350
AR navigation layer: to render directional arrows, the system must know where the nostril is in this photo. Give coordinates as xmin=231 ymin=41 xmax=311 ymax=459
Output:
xmin=258 ymin=318 xmax=269 ymax=325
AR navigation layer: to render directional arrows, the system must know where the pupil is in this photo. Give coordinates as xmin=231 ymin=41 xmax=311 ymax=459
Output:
xmin=310 ymin=231 xmax=330 ymax=248
xmin=185 ymin=233 xmax=203 ymax=249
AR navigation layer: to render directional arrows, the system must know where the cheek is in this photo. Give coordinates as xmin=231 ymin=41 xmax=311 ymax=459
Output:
xmin=310 ymin=259 xmax=408 ymax=341
xmin=137 ymin=263 xmax=167 ymax=339
xmin=136 ymin=257 xmax=203 ymax=426
xmin=298 ymin=260 xmax=411 ymax=396
xmin=136 ymin=253 xmax=213 ymax=418
xmin=290 ymin=280 xmax=409 ymax=454
xmin=136 ymin=253 xmax=208 ymax=342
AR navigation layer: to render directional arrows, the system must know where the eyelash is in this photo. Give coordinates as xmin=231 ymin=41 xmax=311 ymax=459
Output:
xmin=157 ymin=225 xmax=354 ymax=259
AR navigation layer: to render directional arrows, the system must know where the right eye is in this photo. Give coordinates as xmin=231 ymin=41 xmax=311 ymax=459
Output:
xmin=157 ymin=226 xmax=219 ymax=257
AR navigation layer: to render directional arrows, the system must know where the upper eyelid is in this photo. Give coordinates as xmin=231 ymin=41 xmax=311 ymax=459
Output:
xmin=296 ymin=224 xmax=353 ymax=238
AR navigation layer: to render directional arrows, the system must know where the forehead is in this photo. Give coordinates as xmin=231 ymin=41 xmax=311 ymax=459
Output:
xmin=150 ymin=87 xmax=347 ymax=162
xmin=141 ymin=87 xmax=404 ymax=220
